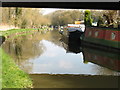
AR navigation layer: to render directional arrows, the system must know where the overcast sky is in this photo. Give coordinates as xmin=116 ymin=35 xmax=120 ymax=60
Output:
xmin=42 ymin=8 xmax=59 ymax=15
xmin=42 ymin=8 xmax=82 ymax=15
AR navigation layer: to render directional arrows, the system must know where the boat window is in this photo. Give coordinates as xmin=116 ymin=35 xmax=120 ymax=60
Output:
xmin=111 ymin=33 xmax=116 ymax=40
xmin=88 ymin=31 xmax=92 ymax=36
xmin=95 ymin=31 xmax=99 ymax=37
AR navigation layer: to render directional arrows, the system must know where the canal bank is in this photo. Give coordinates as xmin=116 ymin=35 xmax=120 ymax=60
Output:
xmin=1 ymin=48 xmax=33 ymax=88
xmin=1 ymin=30 xmax=120 ymax=88
xmin=1 ymin=28 xmax=53 ymax=88
xmin=0 ymin=28 xmax=53 ymax=40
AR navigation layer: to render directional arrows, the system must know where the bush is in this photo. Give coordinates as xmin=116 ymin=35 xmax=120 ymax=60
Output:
xmin=84 ymin=10 xmax=93 ymax=26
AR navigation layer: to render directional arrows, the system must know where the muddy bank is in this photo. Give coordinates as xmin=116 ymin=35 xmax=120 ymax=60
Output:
xmin=30 ymin=74 xmax=119 ymax=88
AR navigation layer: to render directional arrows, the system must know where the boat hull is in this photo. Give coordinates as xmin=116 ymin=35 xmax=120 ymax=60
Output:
xmin=69 ymin=30 xmax=84 ymax=39
xmin=82 ymin=26 xmax=120 ymax=50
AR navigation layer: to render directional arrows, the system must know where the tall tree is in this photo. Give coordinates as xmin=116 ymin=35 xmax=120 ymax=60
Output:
xmin=50 ymin=10 xmax=84 ymax=26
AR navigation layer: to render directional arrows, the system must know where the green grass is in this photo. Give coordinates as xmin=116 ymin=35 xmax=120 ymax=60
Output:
xmin=0 ymin=28 xmax=37 ymax=36
xmin=0 ymin=49 xmax=2 ymax=90
xmin=0 ymin=28 xmax=53 ymax=36
xmin=1 ymin=48 xmax=33 ymax=88
xmin=0 ymin=28 xmax=39 ymax=41
xmin=0 ymin=28 xmax=53 ymax=40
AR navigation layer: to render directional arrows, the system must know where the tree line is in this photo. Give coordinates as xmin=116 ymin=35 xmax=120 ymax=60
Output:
xmin=2 ymin=8 xmax=120 ymax=29
xmin=2 ymin=8 xmax=50 ymax=28
xmin=47 ymin=10 xmax=84 ymax=26
xmin=48 ymin=9 xmax=119 ymax=28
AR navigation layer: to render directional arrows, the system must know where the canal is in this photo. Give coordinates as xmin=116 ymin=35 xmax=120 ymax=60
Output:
xmin=2 ymin=30 xmax=120 ymax=88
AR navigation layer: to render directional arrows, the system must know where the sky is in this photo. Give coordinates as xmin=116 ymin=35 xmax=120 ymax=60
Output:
xmin=42 ymin=8 xmax=59 ymax=15
xmin=42 ymin=8 xmax=81 ymax=15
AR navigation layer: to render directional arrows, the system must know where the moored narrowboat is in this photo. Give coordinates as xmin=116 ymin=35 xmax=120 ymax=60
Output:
xmin=81 ymin=10 xmax=120 ymax=51
xmin=67 ymin=21 xmax=85 ymax=39
xmin=82 ymin=26 xmax=120 ymax=50
xmin=59 ymin=21 xmax=85 ymax=40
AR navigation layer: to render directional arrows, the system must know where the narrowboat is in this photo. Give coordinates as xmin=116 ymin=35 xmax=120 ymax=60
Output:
xmin=59 ymin=21 xmax=85 ymax=38
xmin=82 ymin=47 xmax=120 ymax=72
xmin=67 ymin=27 xmax=84 ymax=40
xmin=66 ymin=21 xmax=85 ymax=40
xmin=81 ymin=10 xmax=120 ymax=51
xmin=60 ymin=34 xmax=82 ymax=54
xmin=81 ymin=26 xmax=120 ymax=51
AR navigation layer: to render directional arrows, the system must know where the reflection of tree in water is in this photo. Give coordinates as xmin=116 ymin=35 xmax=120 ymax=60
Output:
xmin=14 ymin=39 xmax=22 ymax=60
xmin=2 ymin=31 xmax=81 ymax=60
xmin=2 ymin=31 xmax=82 ymax=73
xmin=2 ymin=33 xmax=45 ymax=73
xmin=45 ymin=30 xmax=65 ymax=48
xmin=8 ymin=42 xmax=11 ymax=53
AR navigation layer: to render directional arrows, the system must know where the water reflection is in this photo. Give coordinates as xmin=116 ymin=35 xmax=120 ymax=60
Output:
xmin=60 ymin=35 xmax=82 ymax=54
xmin=82 ymin=47 xmax=120 ymax=72
xmin=2 ymin=30 xmax=120 ymax=75
xmin=61 ymin=35 xmax=120 ymax=73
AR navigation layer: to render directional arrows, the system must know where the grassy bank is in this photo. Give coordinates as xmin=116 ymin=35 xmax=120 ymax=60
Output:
xmin=0 ymin=28 xmax=53 ymax=40
xmin=0 ymin=28 xmax=37 ymax=36
xmin=1 ymin=48 xmax=33 ymax=88
xmin=0 ymin=28 xmax=53 ymax=36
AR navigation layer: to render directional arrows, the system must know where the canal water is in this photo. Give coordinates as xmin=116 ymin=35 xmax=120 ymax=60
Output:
xmin=2 ymin=30 xmax=120 ymax=88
